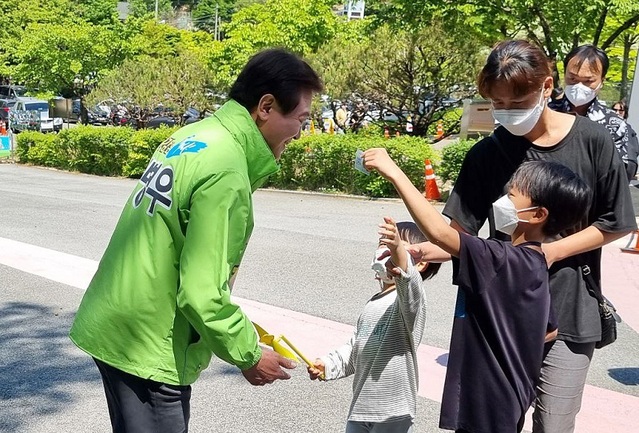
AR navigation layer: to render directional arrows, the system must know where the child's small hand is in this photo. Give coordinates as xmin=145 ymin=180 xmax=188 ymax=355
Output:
xmin=362 ymin=148 xmax=401 ymax=179
xmin=307 ymin=358 xmax=326 ymax=381
xmin=378 ymin=216 xmax=408 ymax=273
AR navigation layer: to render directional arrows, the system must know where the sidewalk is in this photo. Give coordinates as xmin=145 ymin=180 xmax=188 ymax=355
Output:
xmin=602 ymin=227 xmax=639 ymax=333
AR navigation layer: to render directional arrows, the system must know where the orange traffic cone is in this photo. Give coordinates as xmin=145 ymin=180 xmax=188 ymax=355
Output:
xmin=435 ymin=120 xmax=444 ymax=139
xmin=424 ymin=159 xmax=441 ymax=200
xmin=0 ymin=121 xmax=6 ymax=135
xmin=621 ymin=230 xmax=639 ymax=254
xmin=384 ymin=127 xmax=390 ymax=139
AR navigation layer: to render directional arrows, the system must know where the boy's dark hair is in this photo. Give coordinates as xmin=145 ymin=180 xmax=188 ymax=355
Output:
xmin=396 ymin=221 xmax=441 ymax=280
xmin=229 ymin=48 xmax=323 ymax=115
xmin=564 ymin=44 xmax=609 ymax=78
xmin=507 ymin=161 xmax=591 ymax=236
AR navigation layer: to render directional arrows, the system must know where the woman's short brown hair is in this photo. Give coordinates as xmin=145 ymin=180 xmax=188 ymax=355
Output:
xmin=477 ymin=40 xmax=552 ymax=100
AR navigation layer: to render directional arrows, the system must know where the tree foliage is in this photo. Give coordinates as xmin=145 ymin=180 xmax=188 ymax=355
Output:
xmin=207 ymin=0 xmax=340 ymax=90
xmin=12 ymin=22 xmax=129 ymax=97
xmin=310 ymin=22 xmax=485 ymax=136
xmin=87 ymin=53 xmax=213 ymax=126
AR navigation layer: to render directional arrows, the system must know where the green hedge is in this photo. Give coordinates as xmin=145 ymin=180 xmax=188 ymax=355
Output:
xmin=438 ymin=138 xmax=477 ymax=184
xmin=16 ymin=126 xmax=445 ymax=198
xmin=268 ymin=133 xmax=439 ymax=198
xmin=16 ymin=126 xmax=177 ymax=177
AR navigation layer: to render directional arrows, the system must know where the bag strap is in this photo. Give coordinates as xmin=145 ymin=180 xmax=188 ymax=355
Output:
xmin=581 ymin=265 xmax=604 ymax=304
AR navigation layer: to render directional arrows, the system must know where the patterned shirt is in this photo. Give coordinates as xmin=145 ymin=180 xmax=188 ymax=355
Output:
xmin=549 ymin=95 xmax=639 ymax=166
xmin=321 ymin=261 xmax=426 ymax=423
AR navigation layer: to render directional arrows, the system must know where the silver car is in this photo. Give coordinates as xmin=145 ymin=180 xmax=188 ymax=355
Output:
xmin=9 ymin=97 xmax=63 ymax=133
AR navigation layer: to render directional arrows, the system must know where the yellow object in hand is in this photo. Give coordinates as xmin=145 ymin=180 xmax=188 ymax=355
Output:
xmin=252 ymin=322 xmax=324 ymax=380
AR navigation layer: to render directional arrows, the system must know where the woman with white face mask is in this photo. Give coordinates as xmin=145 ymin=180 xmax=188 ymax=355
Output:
xmin=412 ymin=40 xmax=636 ymax=433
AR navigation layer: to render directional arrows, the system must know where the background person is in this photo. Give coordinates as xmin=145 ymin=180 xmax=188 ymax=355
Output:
xmin=69 ymin=48 xmax=323 ymax=433
xmin=307 ymin=220 xmax=440 ymax=433
xmin=409 ymin=40 xmax=635 ymax=433
xmin=548 ymin=44 xmax=639 ymax=181
xmin=364 ymin=150 xmax=591 ymax=433
xmin=612 ymin=100 xmax=628 ymax=120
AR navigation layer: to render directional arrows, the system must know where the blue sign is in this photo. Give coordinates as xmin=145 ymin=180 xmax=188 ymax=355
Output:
xmin=0 ymin=135 xmax=10 ymax=152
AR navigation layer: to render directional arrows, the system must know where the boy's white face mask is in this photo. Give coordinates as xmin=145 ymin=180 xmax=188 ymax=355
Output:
xmin=492 ymin=195 xmax=538 ymax=235
xmin=371 ymin=247 xmax=394 ymax=284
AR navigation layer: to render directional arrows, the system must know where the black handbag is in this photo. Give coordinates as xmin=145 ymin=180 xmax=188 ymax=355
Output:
xmin=581 ymin=265 xmax=621 ymax=349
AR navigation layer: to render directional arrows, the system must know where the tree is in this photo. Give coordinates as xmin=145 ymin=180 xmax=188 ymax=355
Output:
xmin=365 ymin=0 xmax=639 ymax=74
xmin=13 ymin=22 xmax=130 ymax=121
xmin=129 ymin=0 xmax=173 ymax=18
xmin=73 ymin=0 xmax=121 ymax=26
xmin=192 ymin=0 xmax=236 ymax=34
xmin=0 ymin=0 xmax=76 ymax=78
xmin=87 ymin=53 xmax=213 ymax=127
xmin=310 ymin=22 xmax=484 ymax=137
xmin=207 ymin=0 xmax=340 ymax=90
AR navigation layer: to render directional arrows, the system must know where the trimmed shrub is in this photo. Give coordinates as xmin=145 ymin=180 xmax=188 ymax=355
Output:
xmin=123 ymin=126 xmax=178 ymax=177
xmin=56 ymin=126 xmax=134 ymax=175
xmin=16 ymin=125 xmax=438 ymax=199
xmin=268 ymin=133 xmax=439 ymax=198
xmin=16 ymin=131 xmax=60 ymax=167
xmin=15 ymin=126 xmax=177 ymax=177
xmin=439 ymin=138 xmax=477 ymax=184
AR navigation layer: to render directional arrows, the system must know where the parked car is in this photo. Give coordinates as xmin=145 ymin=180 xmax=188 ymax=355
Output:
xmin=0 ymin=85 xmax=27 ymax=106
xmin=0 ymin=99 xmax=10 ymax=123
xmin=9 ymin=97 xmax=63 ymax=133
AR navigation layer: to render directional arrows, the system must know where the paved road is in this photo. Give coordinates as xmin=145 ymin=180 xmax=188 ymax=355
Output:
xmin=0 ymin=164 xmax=637 ymax=433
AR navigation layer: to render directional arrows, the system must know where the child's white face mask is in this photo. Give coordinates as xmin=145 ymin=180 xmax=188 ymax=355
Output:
xmin=492 ymin=195 xmax=538 ymax=235
xmin=371 ymin=247 xmax=394 ymax=284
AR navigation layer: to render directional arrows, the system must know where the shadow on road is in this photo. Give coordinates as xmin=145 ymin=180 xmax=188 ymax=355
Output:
xmin=608 ymin=367 xmax=639 ymax=386
xmin=0 ymin=302 xmax=99 ymax=432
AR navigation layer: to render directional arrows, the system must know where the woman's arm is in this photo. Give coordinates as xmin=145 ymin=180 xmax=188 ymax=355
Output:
xmin=543 ymin=226 xmax=631 ymax=266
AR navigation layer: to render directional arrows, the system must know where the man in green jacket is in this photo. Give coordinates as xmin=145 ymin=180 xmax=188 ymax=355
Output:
xmin=70 ymin=49 xmax=322 ymax=432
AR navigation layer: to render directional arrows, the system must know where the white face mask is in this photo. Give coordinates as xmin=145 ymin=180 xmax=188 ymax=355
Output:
xmin=564 ymin=82 xmax=600 ymax=107
xmin=492 ymin=89 xmax=546 ymax=136
xmin=371 ymin=247 xmax=394 ymax=285
xmin=492 ymin=195 xmax=539 ymax=235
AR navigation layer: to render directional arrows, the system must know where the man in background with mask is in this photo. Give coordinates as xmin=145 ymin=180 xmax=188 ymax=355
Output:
xmin=549 ymin=44 xmax=639 ymax=182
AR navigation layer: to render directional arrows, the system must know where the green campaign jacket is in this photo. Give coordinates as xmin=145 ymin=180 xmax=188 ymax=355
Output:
xmin=70 ymin=100 xmax=279 ymax=385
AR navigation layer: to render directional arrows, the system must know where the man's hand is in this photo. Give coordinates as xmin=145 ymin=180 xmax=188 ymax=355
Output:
xmin=241 ymin=348 xmax=297 ymax=386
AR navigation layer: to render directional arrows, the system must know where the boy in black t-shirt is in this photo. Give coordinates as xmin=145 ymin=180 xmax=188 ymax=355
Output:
xmin=363 ymin=150 xmax=591 ymax=433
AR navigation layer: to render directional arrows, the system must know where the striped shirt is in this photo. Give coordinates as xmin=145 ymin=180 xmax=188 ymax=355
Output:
xmin=322 ymin=262 xmax=426 ymax=423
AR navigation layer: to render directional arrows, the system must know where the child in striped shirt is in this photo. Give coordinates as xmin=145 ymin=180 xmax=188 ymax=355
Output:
xmin=308 ymin=219 xmax=440 ymax=433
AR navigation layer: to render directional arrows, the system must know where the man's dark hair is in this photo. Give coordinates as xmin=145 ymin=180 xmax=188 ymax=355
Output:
xmin=507 ymin=161 xmax=591 ymax=236
xmin=564 ymin=44 xmax=609 ymax=78
xmin=396 ymin=221 xmax=441 ymax=281
xmin=229 ymin=48 xmax=323 ymax=114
